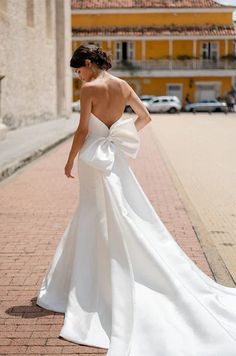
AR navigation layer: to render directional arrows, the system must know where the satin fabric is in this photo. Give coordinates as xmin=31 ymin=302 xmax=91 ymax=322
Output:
xmin=36 ymin=113 xmax=236 ymax=356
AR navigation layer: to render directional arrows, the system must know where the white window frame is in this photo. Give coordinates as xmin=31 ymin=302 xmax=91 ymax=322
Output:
xmin=233 ymin=40 xmax=236 ymax=57
xmin=115 ymin=41 xmax=135 ymax=62
xmin=127 ymin=41 xmax=135 ymax=61
xmin=116 ymin=42 xmax=122 ymax=61
xmin=200 ymin=41 xmax=219 ymax=60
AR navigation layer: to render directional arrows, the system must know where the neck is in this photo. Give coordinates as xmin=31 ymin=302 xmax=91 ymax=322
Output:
xmin=91 ymin=68 xmax=106 ymax=80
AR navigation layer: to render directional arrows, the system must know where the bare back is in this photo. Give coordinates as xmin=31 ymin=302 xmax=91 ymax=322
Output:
xmin=78 ymin=72 xmax=150 ymax=133
xmin=88 ymin=74 xmax=130 ymax=128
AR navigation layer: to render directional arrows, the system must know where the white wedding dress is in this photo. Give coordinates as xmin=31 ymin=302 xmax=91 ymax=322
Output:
xmin=36 ymin=113 xmax=236 ymax=356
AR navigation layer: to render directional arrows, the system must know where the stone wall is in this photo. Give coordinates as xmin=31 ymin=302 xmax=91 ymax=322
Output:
xmin=0 ymin=0 xmax=72 ymax=131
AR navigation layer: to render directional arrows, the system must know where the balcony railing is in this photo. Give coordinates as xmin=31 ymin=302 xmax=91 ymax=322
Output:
xmin=112 ymin=59 xmax=236 ymax=71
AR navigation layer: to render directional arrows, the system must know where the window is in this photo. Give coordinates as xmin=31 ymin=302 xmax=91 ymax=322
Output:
xmin=167 ymin=83 xmax=183 ymax=102
xmin=26 ymin=0 xmax=34 ymax=27
xmin=168 ymin=85 xmax=181 ymax=91
xmin=45 ymin=0 xmax=52 ymax=38
xmin=200 ymin=42 xmax=218 ymax=60
xmin=233 ymin=41 xmax=236 ymax=57
xmin=83 ymin=41 xmax=100 ymax=47
xmin=116 ymin=42 xmax=122 ymax=61
xmin=197 ymin=85 xmax=216 ymax=91
xmin=116 ymin=41 xmax=135 ymax=62
xmin=232 ymin=77 xmax=236 ymax=90
xmin=127 ymin=42 xmax=134 ymax=61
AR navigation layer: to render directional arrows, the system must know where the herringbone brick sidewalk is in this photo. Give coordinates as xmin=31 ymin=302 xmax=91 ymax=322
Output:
xmin=0 ymin=123 xmax=212 ymax=355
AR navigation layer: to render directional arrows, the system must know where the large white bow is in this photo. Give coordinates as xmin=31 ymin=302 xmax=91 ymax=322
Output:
xmin=78 ymin=117 xmax=140 ymax=174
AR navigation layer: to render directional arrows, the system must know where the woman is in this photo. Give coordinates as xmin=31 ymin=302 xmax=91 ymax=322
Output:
xmin=36 ymin=45 xmax=236 ymax=356
xmin=64 ymin=46 xmax=151 ymax=179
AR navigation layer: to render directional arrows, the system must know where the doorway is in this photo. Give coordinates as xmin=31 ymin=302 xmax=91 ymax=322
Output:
xmin=167 ymin=84 xmax=183 ymax=102
xmin=116 ymin=41 xmax=135 ymax=62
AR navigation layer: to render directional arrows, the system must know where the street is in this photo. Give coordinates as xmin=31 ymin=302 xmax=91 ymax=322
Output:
xmin=150 ymin=112 xmax=236 ymax=284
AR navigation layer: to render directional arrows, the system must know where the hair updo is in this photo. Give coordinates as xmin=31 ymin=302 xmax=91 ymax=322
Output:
xmin=70 ymin=44 xmax=112 ymax=71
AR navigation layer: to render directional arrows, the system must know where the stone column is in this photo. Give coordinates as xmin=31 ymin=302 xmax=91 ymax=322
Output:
xmin=55 ymin=0 xmax=72 ymax=118
xmin=55 ymin=0 xmax=65 ymax=117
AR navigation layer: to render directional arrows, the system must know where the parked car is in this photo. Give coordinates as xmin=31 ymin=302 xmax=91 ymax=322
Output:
xmin=124 ymin=95 xmax=157 ymax=113
xmin=139 ymin=95 xmax=157 ymax=107
xmin=185 ymin=99 xmax=228 ymax=113
xmin=124 ymin=95 xmax=159 ymax=112
xmin=147 ymin=96 xmax=181 ymax=113
xmin=72 ymin=100 xmax=80 ymax=112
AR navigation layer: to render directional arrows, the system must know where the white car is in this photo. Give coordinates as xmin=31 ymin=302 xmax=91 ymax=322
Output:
xmin=125 ymin=95 xmax=157 ymax=113
xmin=139 ymin=95 xmax=157 ymax=107
xmin=185 ymin=99 xmax=228 ymax=113
xmin=147 ymin=96 xmax=181 ymax=113
xmin=72 ymin=100 xmax=80 ymax=112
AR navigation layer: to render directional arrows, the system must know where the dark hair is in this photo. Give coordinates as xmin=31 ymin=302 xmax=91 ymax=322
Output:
xmin=70 ymin=44 xmax=112 ymax=71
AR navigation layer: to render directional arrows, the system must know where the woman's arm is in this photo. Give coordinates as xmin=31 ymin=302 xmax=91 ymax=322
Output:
xmin=125 ymin=83 xmax=152 ymax=131
xmin=64 ymin=84 xmax=92 ymax=178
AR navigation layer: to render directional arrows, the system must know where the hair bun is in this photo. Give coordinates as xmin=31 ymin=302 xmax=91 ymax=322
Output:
xmin=70 ymin=45 xmax=113 ymax=71
xmin=93 ymin=47 xmax=112 ymax=70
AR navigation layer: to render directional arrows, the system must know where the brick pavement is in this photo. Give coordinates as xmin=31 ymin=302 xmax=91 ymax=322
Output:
xmin=0 ymin=122 xmax=213 ymax=355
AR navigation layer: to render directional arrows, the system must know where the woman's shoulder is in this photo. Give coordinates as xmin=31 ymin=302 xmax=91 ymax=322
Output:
xmin=81 ymin=76 xmax=132 ymax=101
xmin=83 ymin=74 xmax=127 ymax=90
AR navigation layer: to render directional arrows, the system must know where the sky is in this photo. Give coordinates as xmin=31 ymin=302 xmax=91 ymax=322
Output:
xmin=215 ymin=0 xmax=236 ymax=20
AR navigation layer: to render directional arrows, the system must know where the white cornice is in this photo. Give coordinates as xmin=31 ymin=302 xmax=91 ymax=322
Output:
xmin=72 ymin=35 xmax=236 ymax=41
xmin=110 ymin=69 xmax=236 ymax=77
xmin=71 ymin=8 xmax=236 ymax=15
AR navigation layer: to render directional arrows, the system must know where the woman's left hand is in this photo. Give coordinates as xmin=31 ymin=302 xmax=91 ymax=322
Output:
xmin=64 ymin=160 xmax=75 ymax=178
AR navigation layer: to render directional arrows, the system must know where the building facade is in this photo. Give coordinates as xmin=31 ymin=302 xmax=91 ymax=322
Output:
xmin=71 ymin=0 xmax=236 ymax=105
xmin=0 ymin=0 xmax=72 ymax=137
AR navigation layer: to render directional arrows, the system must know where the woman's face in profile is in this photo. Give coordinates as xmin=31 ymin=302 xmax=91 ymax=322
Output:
xmin=73 ymin=59 xmax=94 ymax=83
xmin=73 ymin=67 xmax=88 ymax=82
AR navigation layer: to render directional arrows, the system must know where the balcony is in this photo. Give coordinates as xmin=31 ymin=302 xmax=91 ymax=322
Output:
xmin=112 ymin=58 xmax=236 ymax=72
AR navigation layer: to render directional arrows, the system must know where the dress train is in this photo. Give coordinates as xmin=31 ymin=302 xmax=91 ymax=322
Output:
xmin=36 ymin=113 xmax=236 ymax=356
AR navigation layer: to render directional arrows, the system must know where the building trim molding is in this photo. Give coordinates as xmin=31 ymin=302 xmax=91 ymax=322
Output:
xmin=110 ymin=69 xmax=236 ymax=78
xmin=73 ymin=35 xmax=236 ymax=41
xmin=72 ymin=8 xmax=235 ymax=15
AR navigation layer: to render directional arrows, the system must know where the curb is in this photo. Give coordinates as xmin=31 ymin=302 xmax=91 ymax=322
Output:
xmin=0 ymin=131 xmax=74 ymax=183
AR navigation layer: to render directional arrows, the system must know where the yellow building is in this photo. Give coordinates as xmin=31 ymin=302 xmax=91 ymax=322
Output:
xmin=71 ymin=0 xmax=236 ymax=105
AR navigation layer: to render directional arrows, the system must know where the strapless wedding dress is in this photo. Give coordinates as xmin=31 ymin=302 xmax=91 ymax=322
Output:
xmin=36 ymin=113 xmax=236 ymax=356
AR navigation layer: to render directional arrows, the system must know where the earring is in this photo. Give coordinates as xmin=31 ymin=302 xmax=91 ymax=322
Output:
xmin=91 ymin=66 xmax=97 ymax=74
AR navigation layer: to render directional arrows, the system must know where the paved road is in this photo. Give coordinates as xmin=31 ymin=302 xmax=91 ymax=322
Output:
xmin=150 ymin=112 xmax=236 ymax=284
xmin=0 ymin=120 xmax=212 ymax=354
